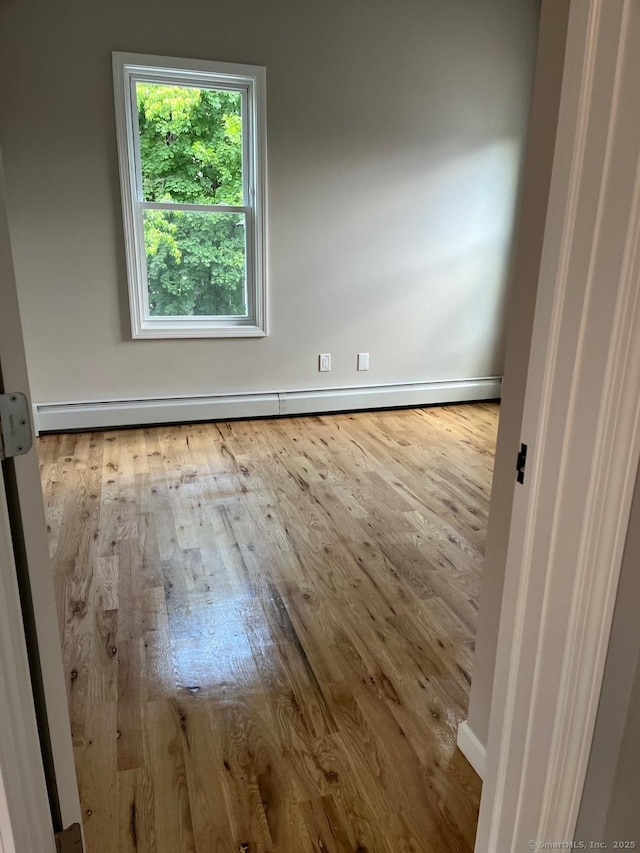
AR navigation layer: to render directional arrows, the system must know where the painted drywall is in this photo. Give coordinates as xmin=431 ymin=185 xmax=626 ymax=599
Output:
xmin=465 ymin=0 xmax=570 ymax=748
xmin=603 ymin=654 xmax=640 ymax=844
xmin=575 ymin=462 xmax=640 ymax=844
xmin=0 ymin=0 xmax=537 ymax=406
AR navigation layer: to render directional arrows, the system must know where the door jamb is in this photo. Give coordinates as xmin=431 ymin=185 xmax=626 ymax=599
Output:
xmin=0 ymin=470 xmax=55 ymax=852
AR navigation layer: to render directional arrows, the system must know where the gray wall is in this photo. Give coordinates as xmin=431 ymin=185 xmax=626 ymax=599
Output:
xmin=575 ymin=462 xmax=640 ymax=845
xmin=465 ymin=0 xmax=570 ymax=747
xmin=603 ymin=656 xmax=640 ymax=843
xmin=0 ymin=0 xmax=538 ymax=405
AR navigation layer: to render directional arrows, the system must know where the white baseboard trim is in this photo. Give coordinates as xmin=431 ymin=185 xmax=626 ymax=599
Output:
xmin=33 ymin=376 xmax=501 ymax=433
xmin=278 ymin=377 xmax=501 ymax=416
xmin=33 ymin=393 xmax=280 ymax=434
xmin=457 ymin=719 xmax=486 ymax=780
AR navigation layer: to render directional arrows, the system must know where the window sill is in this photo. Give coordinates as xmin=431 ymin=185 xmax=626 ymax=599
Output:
xmin=132 ymin=321 xmax=267 ymax=340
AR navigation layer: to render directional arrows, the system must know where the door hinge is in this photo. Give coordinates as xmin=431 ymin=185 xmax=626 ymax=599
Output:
xmin=516 ymin=442 xmax=528 ymax=484
xmin=0 ymin=392 xmax=33 ymax=461
xmin=55 ymin=823 xmax=83 ymax=853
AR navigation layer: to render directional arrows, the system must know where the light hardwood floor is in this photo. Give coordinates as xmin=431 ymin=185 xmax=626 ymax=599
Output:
xmin=39 ymin=403 xmax=499 ymax=853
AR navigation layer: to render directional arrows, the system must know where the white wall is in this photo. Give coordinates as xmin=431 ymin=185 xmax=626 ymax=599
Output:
xmin=0 ymin=0 xmax=538 ymax=409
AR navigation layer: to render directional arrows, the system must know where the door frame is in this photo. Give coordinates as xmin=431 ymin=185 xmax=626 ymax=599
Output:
xmin=0 ymin=152 xmax=81 ymax=850
xmin=0 ymin=0 xmax=639 ymax=850
xmin=476 ymin=0 xmax=640 ymax=848
xmin=0 ymin=472 xmax=54 ymax=851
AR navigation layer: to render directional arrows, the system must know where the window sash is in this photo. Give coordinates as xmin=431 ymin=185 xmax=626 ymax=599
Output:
xmin=140 ymin=202 xmax=251 ymax=215
xmin=136 ymin=206 xmax=254 ymax=322
xmin=130 ymin=79 xmax=250 ymax=208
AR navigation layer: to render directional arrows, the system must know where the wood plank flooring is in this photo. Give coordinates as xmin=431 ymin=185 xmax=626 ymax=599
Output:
xmin=39 ymin=403 xmax=499 ymax=853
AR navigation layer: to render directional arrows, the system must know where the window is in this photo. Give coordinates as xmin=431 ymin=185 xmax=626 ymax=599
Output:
xmin=113 ymin=53 xmax=267 ymax=338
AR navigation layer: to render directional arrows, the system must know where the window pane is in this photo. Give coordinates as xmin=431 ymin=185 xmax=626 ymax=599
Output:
xmin=143 ymin=210 xmax=248 ymax=317
xmin=136 ymin=82 xmax=243 ymax=206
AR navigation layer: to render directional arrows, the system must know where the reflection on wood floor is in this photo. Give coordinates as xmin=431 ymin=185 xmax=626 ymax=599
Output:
xmin=39 ymin=402 xmax=498 ymax=853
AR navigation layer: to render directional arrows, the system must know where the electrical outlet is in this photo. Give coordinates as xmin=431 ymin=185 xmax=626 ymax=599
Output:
xmin=357 ymin=352 xmax=370 ymax=371
xmin=319 ymin=353 xmax=331 ymax=372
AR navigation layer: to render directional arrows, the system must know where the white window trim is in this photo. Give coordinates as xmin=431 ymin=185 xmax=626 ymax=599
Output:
xmin=112 ymin=52 xmax=267 ymax=339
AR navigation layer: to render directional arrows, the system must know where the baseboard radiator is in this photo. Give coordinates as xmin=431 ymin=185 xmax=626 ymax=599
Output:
xmin=33 ymin=377 xmax=501 ymax=433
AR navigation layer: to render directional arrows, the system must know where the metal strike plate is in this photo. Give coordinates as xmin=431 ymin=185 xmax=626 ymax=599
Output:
xmin=516 ymin=442 xmax=528 ymax=485
xmin=0 ymin=392 xmax=33 ymax=460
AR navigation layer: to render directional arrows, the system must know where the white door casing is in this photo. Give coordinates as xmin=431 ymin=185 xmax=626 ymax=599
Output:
xmin=476 ymin=0 xmax=640 ymax=849
xmin=0 ymin=477 xmax=54 ymax=853
xmin=0 ymin=465 xmax=53 ymax=852
xmin=0 ymin=154 xmax=81 ymax=842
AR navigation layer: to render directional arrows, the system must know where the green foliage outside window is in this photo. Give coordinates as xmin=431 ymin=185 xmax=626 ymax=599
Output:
xmin=137 ymin=83 xmax=247 ymax=316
